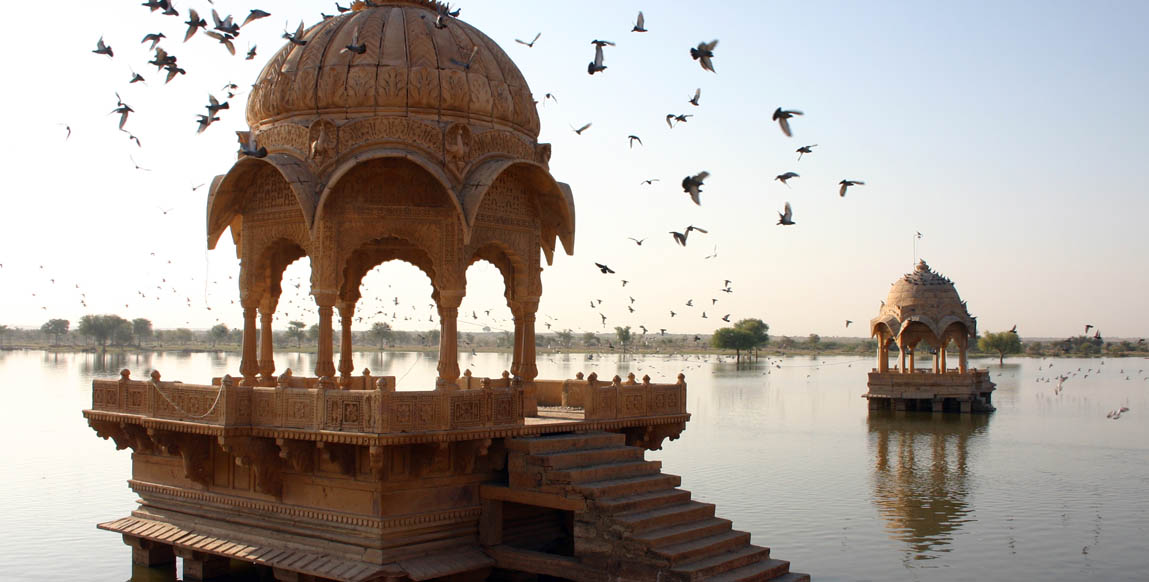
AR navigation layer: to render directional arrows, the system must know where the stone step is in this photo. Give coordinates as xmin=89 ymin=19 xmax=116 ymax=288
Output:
xmin=549 ymin=460 xmax=662 ymax=485
xmin=615 ymin=501 xmax=716 ymax=533
xmin=528 ymin=445 xmax=645 ymax=470
xmin=653 ymin=529 xmax=752 ymax=566
xmin=630 ymin=517 xmax=733 ymax=548
xmin=575 ymin=473 xmax=682 ymax=499
xmin=707 ymin=559 xmax=797 ymax=582
xmin=594 ymin=488 xmax=693 ymax=514
xmin=507 ymin=431 xmax=625 ymax=455
xmin=671 ymin=545 xmax=772 ymax=580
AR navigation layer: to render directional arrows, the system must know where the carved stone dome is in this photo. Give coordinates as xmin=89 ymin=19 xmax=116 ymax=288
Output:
xmin=870 ymin=260 xmax=976 ymax=340
xmin=245 ymin=1 xmax=540 ymax=139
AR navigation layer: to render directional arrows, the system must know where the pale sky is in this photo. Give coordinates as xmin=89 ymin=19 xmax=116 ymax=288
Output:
xmin=2 ymin=0 xmax=1147 ymax=339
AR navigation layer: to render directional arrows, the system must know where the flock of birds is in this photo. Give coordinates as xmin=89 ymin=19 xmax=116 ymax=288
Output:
xmin=1031 ymin=358 xmax=1142 ymax=420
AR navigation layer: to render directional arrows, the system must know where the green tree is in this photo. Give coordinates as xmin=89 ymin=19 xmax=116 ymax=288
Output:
xmin=286 ymin=321 xmax=306 ymax=348
xmin=615 ymin=326 xmax=632 ymax=352
xmin=307 ymin=324 xmax=320 ymax=343
xmin=172 ymin=328 xmax=194 ymax=344
xmin=807 ymin=333 xmax=821 ymax=349
xmin=0 ymin=324 xmax=9 ymax=347
xmin=78 ymin=315 xmax=130 ymax=350
xmin=132 ymin=318 xmax=153 ymax=348
xmin=711 ymin=327 xmax=756 ymax=363
xmin=556 ymin=329 xmax=574 ymax=349
xmin=41 ymin=319 xmax=70 ymax=346
xmin=978 ymin=330 xmax=1022 ymax=365
xmin=370 ymin=322 xmax=393 ymax=349
xmin=209 ymin=324 xmax=229 ymax=348
xmin=581 ymin=332 xmax=599 ymax=347
xmin=734 ymin=319 xmax=770 ymax=359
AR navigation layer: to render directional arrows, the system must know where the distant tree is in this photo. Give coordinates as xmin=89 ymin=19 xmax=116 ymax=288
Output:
xmin=41 ymin=319 xmax=70 ymax=346
xmin=427 ymin=329 xmax=441 ymax=346
xmin=0 ymin=324 xmax=9 ymax=347
xmin=556 ymin=329 xmax=574 ymax=349
xmin=286 ymin=321 xmax=306 ymax=348
xmin=370 ymin=322 xmax=393 ymax=348
xmin=111 ymin=321 xmax=134 ymax=347
xmin=172 ymin=328 xmax=194 ymax=344
xmin=496 ymin=331 xmax=513 ymax=349
xmin=711 ymin=327 xmax=756 ymax=364
xmin=132 ymin=318 xmax=153 ymax=348
xmin=307 ymin=324 xmax=320 ymax=342
xmin=581 ymin=332 xmax=599 ymax=347
xmin=209 ymin=324 xmax=229 ymax=348
xmin=734 ymin=319 xmax=770 ymax=359
xmin=807 ymin=333 xmax=821 ymax=349
xmin=978 ymin=330 xmax=1022 ymax=365
xmin=615 ymin=326 xmax=632 ymax=352
xmin=78 ymin=315 xmax=130 ymax=350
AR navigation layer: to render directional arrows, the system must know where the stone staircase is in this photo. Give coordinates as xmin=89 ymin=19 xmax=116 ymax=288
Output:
xmin=505 ymin=432 xmax=810 ymax=582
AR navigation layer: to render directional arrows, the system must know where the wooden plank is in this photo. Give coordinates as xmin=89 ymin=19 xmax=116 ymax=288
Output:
xmin=480 ymin=484 xmax=586 ymax=511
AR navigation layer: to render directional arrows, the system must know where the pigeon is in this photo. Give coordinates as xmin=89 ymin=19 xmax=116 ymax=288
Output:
xmin=796 ymin=144 xmax=817 ymax=160
xmin=129 ymin=71 xmax=146 ymax=84
xmin=627 ymin=135 xmax=643 ymax=148
xmin=544 ymin=93 xmax=558 ymax=104
xmin=242 ymin=9 xmax=271 ymax=27
xmin=632 ymin=11 xmax=646 ymax=32
xmin=682 ymin=171 xmax=709 ymax=205
xmin=670 ymin=225 xmax=707 ymax=246
xmin=211 ymin=9 xmax=240 ymax=36
xmin=111 ymin=93 xmax=133 ymax=130
xmin=688 ymin=88 xmax=701 ymax=106
xmin=846 ymin=320 xmax=853 ymax=327
xmin=205 ymin=30 xmax=236 ymax=55
xmin=196 ymin=113 xmax=220 ymax=134
xmin=246 ymin=45 xmax=258 ymax=60
xmin=772 ymin=108 xmax=803 ymax=137
xmin=777 ymin=202 xmax=795 ymax=225
xmin=515 ymin=33 xmax=541 ymax=48
xmin=666 ymin=113 xmax=692 ymax=128
xmin=594 ymin=263 xmax=615 ymax=274
xmin=588 ymin=40 xmax=613 ymax=74
xmin=449 ymin=46 xmax=478 ymax=70
xmin=572 ymin=122 xmax=592 ymax=135
xmin=838 ymin=180 xmax=865 ymax=197
xmin=141 ymin=33 xmax=165 ymax=50
xmin=1010 ymin=325 xmax=1018 ymax=334
xmin=284 ymin=21 xmax=307 ymax=46
xmin=691 ymin=40 xmax=718 ymax=72
xmin=184 ymin=9 xmax=207 ymax=42
xmin=640 ymin=178 xmax=660 ymax=185
xmin=775 ymin=172 xmax=799 ymax=186
xmin=239 ymin=133 xmax=267 ymax=158
xmin=341 ymin=27 xmax=366 ymax=54
xmin=93 ymin=37 xmax=113 ymax=57
xmin=627 ymin=237 xmax=645 ymax=246
xmin=722 ymin=314 xmax=731 ymax=322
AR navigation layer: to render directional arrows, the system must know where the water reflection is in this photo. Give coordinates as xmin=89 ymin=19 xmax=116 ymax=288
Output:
xmin=79 ymin=351 xmax=130 ymax=376
xmin=868 ymin=411 xmax=990 ymax=559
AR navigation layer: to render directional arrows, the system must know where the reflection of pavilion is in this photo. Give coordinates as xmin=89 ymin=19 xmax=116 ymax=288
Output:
xmin=83 ymin=2 xmax=807 ymax=581
xmin=867 ymin=261 xmax=995 ymax=413
xmin=868 ymin=412 xmax=989 ymax=556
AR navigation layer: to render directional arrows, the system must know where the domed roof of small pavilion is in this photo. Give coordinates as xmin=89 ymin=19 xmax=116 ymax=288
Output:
xmin=245 ymin=0 xmax=540 ymax=138
xmin=870 ymin=260 xmax=976 ymax=340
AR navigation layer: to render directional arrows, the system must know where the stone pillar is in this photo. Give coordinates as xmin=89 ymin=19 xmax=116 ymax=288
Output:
xmin=933 ymin=351 xmax=940 ymax=374
xmin=908 ymin=347 xmax=916 ymax=373
xmin=898 ymin=338 xmax=907 ymax=373
xmin=175 ymin=548 xmax=229 ymax=580
xmin=123 ymin=535 xmax=174 ymax=567
xmin=940 ymin=344 xmax=948 ymax=374
xmin=518 ymin=300 xmax=539 ymax=382
xmin=258 ymin=295 xmax=278 ymax=383
xmin=509 ymin=303 xmax=524 ymax=379
xmin=314 ymin=294 xmax=337 ymax=378
xmin=877 ymin=337 xmax=888 ymax=373
xmin=959 ymin=337 xmax=968 ymax=373
xmin=240 ymin=303 xmax=259 ymax=386
xmin=337 ymin=301 xmax=356 ymax=388
xmin=437 ymin=291 xmax=464 ymax=387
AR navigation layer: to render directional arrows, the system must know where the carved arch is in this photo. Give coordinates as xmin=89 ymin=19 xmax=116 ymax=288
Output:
xmin=459 ymin=159 xmax=575 ymax=263
xmin=207 ymin=154 xmax=319 ymax=252
xmin=466 ymin=241 xmax=530 ymax=306
xmin=340 ymin=236 xmax=441 ymax=306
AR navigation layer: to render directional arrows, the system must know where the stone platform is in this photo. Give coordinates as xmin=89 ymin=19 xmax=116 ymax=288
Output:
xmin=865 ymin=369 xmax=995 ymax=413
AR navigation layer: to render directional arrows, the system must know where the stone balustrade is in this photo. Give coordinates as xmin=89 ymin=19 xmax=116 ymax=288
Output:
xmin=91 ymin=369 xmax=524 ymax=435
xmin=581 ymin=372 xmax=687 ymax=421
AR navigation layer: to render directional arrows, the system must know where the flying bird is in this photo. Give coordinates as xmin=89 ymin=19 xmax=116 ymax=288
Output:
xmin=627 ymin=237 xmax=645 ymax=246
xmin=572 ymin=122 xmax=592 ymax=135
xmin=777 ymin=202 xmax=795 ymax=225
xmin=632 ymin=11 xmax=646 ymax=32
xmin=627 ymin=135 xmax=643 ymax=148
xmin=196 ymin=113 xmax=220 ymax=134
xmin=775 ymin=172 xmax=800 ymax=186
xmin=666 ymin=113 xmax=692 ymax=128
xmin=284 ymin=21 xmax=307 ymax=46
xmin=342 ymin=27 xmax=367 ymax=54
xmin=588 ymin=40 xmax=613 ymax=75
xmin=722 ymin=314 xmax=731 ymax=322
xmin=796 ymin=144 xmax=817 ymax=160
xmin=205 ymin=30 xmax=236 ymax=55
xmin=688 ymin=88 xmax=701 ymax=106
xmin=515 ymin=33 xmax=541 ymax=48
xmin=845 ymin=320 xmax=853 ymax=328
xmin=838 ymin=180 xmax=865 ymax=197
xmin=690 ymin=40 xmax=718 ymax=72
xmin=246 ymin=45 xmax=258 ymax=60
xmin=1010 ymin=325 xmax=1018 ymax=334
xmin=640 ymin=178 xmax=660 ymax=185
xmin=772 ymin=108 xmax=803 ymax=137
xmin=129 ymin=71 xmax=145 ymax=84
xmin=682 ymin=171 xmax=709 ymax=205
xmin=1084 ymin=324 xmax=1093 ymax=334
xmin=242 ymin=9 xmax=271 ymax=27
xmin=449 ymin=46 xmax=479 ymax=70
xmin=93 ymin=37 xmax=113 ymax=57
xmin=184 ymin=9 xmax=207 ymax=42
xmin=544 ymin=93 xmax=558 ymax=104
xmin=211 ymin=9 xmax=240 ymax=36
xmin=141 ymin=32 xmax=165 ymax=50
xmin=594 ymin=263 xmax=615 ymax=274
xmin=111 ymin=93 xmax=133 ymax=130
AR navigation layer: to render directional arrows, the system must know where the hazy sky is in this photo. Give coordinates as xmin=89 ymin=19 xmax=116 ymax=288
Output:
xmin=2 ymin=0 xmax=1147 ymax=339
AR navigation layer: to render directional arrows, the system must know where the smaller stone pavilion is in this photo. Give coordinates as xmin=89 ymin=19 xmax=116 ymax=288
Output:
xmin=867 ymin=260 xmax=995 ymax=413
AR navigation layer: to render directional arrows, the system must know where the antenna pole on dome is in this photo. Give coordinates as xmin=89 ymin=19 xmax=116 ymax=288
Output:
xmin=913 ymin=231 xmax=922 ymax=267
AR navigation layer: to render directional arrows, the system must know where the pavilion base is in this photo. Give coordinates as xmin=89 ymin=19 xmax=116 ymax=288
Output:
xmin=865 ymin=369 xmax=996 ymax=414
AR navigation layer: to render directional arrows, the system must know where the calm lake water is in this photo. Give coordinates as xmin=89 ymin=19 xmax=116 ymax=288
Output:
xmin=1 ymin=349 xmax=1147 ymax=581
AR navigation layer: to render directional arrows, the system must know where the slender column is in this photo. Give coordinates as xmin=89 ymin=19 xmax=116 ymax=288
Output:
xmin=436 ymin=291 xmax=464 ymax=387
xmin=940 ymin=344 xmax=948 ymax=374
xmin=337 ymin=302 xmax=356 ymax=388
xmin=933 ymin=350 xmax=940 ymax=374
xmin=908 ymin=346 xmax=916 ymax=373
xmin=959 ymin=337 xmax=968 ymax=373
xmin=898 ymin=338 xmax=907 ymax=373
xmin=518 ymin=300 xmax=539 ymax=382
xmin=314 ymin=294 xmax=336 ymax=378
xmin=239 ymin=303 xmax=259 ymax=386
xmin=509 ymin=303 xmax=524 ymax=378
xmin=258 ymin=295 xmax=278 ymax=383
xmin=877 ymin=336 xmax=888 ymax=373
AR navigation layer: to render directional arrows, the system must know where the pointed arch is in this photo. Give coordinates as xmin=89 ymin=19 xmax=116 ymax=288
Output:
xmin=206 ymin=154 xmax=318 ymax=252
xmin=459 ymin=159 xmax=575 ymax=263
